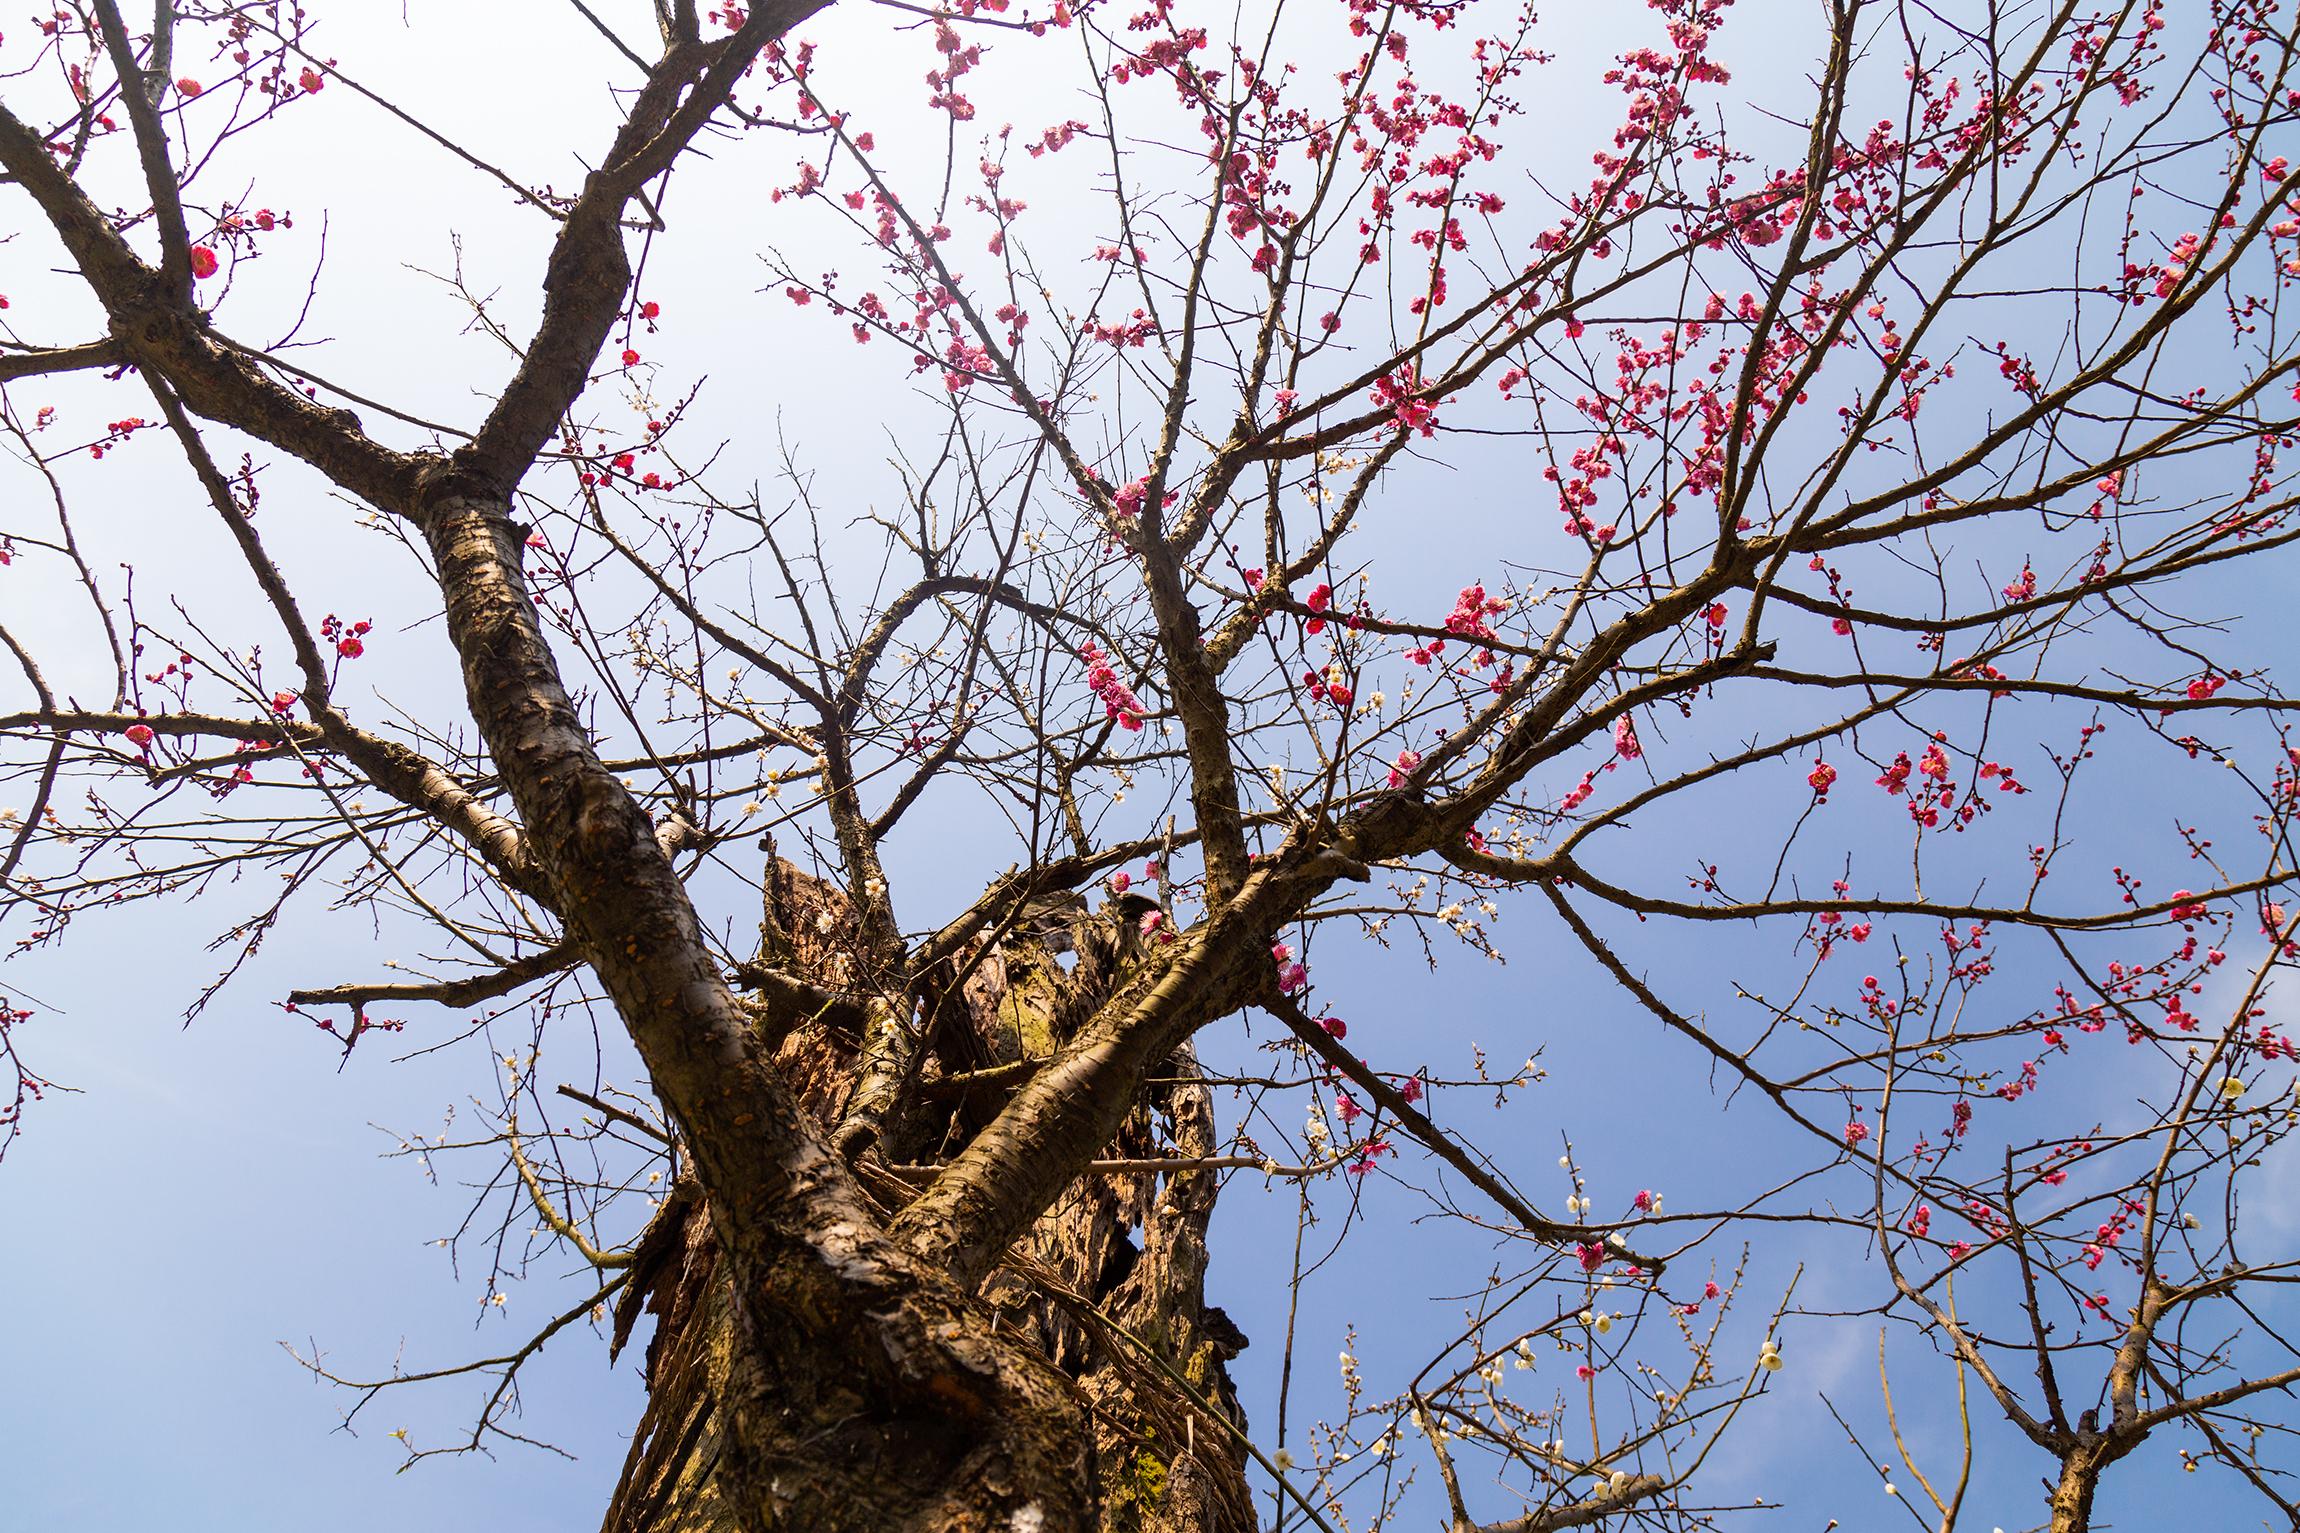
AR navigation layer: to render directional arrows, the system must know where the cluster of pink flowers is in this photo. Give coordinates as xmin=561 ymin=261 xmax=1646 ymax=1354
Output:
xmin=1301 ymin=667 xmax=1354 ymax=711
xmin=941 ymin=334 xmax=996 ymax=392
xmin=1304 ymin=582 xmax=1333 ymax=635
xmin=1079 ymin=642 xmax=1146 ymax=730
xmin=320 ymin=614 xmax=372 ymax=660
xmin=1403 ymin=586 xmax=1507 ymax=668
xmin=1272 ymin=942 xmax=1308 ymax=993
xmin=1347 ymin=1136 xmax=1392 ymax=1177
xmin=1025 ymin=118 xmax=1088 ymax=158
xmin=1807 ymin=893 xmax=1872 ymax=959
xmin=1552 ymin=704 xmax=1653 ymax=811
xmin=1370 ymin=365 xmax=1439 ymax=436
xmin=2153 ymin=230 xmax=2204 ymax=299
xmin=88 ymin=416 xmax=148 ymax=461
xmin=1091 ymin=308 xmax=1158 ymax=347
xmin=1444 ymin=583 xmax=1507 ymax=641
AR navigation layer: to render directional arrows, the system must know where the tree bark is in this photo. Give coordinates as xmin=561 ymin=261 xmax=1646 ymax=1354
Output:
xmin=419 ymin=489 xmax=1092 ymax=1532
xmin=602 ymin=863 xmax=1253 ymax=1533
xmin=2048 ymin=1451 xmax=2101 ymax=1533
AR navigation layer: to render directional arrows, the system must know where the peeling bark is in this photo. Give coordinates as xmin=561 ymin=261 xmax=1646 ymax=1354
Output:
xmin=604 ymin=864 xmax=1252 ymax=1533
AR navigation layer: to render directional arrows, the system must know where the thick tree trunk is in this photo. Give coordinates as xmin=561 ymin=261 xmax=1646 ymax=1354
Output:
xmin=421 ymin=493 xmax=1093 ymax=1532
xmin=601 ymin=863 xmax=1253 ymax=1533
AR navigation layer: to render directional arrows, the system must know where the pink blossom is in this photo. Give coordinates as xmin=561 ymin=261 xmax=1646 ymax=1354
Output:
xmin=1371 ymin=365 xmax=1438 ymax=436
xmin=1079 ymin=640 xmax=1147 ymax=729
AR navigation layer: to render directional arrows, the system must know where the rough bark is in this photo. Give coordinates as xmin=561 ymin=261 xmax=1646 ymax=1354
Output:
xmin=2048 ymin=1454 xmax=2102 ymax=1533
xmin=603 ymin=864 xmax=1253 ymax=1533
xmin=421 ymin=489 xmax=1090 ymax=1532
xmin=1059 ymin=1045 xmax=1255 ymax=1533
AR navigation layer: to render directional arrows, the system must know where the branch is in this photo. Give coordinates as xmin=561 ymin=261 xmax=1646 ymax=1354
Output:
xmin=0 ymin=706 xmax=547 ymax=902
xmin=287 ymin=942 xmax=578 ymax=1012
xmin=727 ymin=959 xmax=870 ymax=1039
xmin=1473 ymin=1475 xmax=1668 ymax=1533
xmin=458 ymin=2 xmax=831 ymax=488
xmin=2130 ymin=1362 xmax=2300 ymax=1434
xmin=555 ymin=1083 xmax=671 ymax=1143
xmin=1549 ymin=859 xmax=2293 ymax=935
xmin=90 ymin=0 xmax=193 ymax=291
xmin=284 ymin=1273 xmax=627 ymax=1464
xmin=1269 ymin=994 xmax=1625 ymax=1260
xmin=0 ymin=339 xmax=124 ymax=382
xmin=508 ymin=1118 xmax=638 ymax=1268
xmin=0 ymin=105 xmax=426 ymax=512
xmin=893 ymin=845 xmax=1363 ymax=1285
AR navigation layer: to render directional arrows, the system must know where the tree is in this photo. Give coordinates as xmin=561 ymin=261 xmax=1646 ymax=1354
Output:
xmin=4 ymin=0 xmax=2298 ymax=1529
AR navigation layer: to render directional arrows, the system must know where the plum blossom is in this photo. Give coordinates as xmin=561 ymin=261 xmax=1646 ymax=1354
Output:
xmin=1273 ymin=941 xmax=1309 ymax=992
xmin=1079 ymin=641 xmax=1146 ymax=729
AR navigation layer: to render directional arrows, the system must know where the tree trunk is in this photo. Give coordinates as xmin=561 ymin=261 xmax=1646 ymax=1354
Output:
xmin=2048 ymin=1452 xmax=2100 ymax=1533
xmin=421 ymin=495 xmax=1093 ymax=1533
xmin=602 ymin=863 xmax=1254 ymax=1533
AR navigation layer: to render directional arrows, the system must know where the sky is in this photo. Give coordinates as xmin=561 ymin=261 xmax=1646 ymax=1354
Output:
xmin=3 ymin=2 xmax=2297 ymax=1531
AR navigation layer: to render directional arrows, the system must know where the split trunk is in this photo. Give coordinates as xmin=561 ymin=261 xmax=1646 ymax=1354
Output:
xmin=598 ymin=860 xmax=1257 ymax=1533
